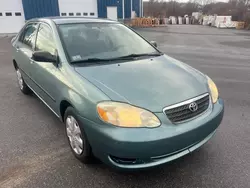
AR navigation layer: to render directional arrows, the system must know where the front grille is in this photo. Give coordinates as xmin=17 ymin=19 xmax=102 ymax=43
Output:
xmin=164 ymin=94 xmax=210 ymax=123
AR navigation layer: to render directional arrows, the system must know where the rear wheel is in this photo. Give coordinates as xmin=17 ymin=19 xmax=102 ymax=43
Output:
xmin=16 ymin=68 xmax=31 ymax=95
xmin=64 ymin=107 xmax=94 ymax=163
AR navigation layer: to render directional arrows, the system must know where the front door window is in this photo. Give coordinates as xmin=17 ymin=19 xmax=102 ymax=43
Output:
xmin=35 ymin=23 xmax=56 ymax=56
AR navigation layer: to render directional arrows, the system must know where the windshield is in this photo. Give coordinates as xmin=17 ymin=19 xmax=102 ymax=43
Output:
xmin=58 ymin=23 xmax=159 ymax=62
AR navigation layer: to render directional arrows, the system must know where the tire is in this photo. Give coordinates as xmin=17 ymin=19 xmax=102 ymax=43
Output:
xmin=64 ymin=107 xmax=94 ymax=164
xmin=16 ymin=68 xmax=31 ymax=95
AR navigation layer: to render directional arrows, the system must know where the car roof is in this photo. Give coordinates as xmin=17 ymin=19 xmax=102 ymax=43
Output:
xmin=28 ymin=17 xmax=119 ymax=25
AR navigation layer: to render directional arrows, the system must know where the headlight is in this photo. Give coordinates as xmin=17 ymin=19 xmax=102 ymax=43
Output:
xmin=207 ymin=76 xmax=218 ymax=103
xmin=97 ymin=102 xmax=161 ymax=128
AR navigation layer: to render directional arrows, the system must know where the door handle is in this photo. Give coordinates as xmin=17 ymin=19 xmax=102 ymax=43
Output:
xmin=16 ymin=46 xmax=20 ymax=52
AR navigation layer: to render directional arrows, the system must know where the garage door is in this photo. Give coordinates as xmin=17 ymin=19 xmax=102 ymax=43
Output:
xmin=58 ymin=0 xmax=98 ymax=17
xmin=0 ymin=0 xmax=25 ymax=33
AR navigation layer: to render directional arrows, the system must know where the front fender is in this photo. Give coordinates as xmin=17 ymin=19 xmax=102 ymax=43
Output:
xmin=57 ymin=68 xmax=110 ymax=123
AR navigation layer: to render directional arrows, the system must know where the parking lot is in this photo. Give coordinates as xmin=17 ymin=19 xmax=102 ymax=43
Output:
xmin=0 ymin=25 xmax=249 ymax=188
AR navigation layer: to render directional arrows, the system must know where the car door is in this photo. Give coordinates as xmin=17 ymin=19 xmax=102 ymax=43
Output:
xmin=31 ymin=23 xmax=62 ymax=115
xmin=13 ymin=23 xmax=38 ymax=86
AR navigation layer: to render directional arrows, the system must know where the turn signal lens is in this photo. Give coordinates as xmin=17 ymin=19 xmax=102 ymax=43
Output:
xmin=207 ymin=76 xmax=219 ymax=103
xmin=97 ymin=102 xmax=161 ymax=128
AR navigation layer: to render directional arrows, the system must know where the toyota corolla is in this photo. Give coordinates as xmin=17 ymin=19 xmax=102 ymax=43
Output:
xmin=11 ymin=17 xmax=224 ymax=170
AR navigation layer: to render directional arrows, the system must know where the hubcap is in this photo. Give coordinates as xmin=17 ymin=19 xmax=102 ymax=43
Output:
xmin=16 ymin=69 xmax=24 ymax=90
xmin=66 ymin=116 xmax=83 ymax=155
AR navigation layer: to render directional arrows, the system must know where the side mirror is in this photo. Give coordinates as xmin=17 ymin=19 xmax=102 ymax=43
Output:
xmin=150 ymin=41 xmax=157 ymax=48
xmin=32 ymin=51 xmax=57 ymax=63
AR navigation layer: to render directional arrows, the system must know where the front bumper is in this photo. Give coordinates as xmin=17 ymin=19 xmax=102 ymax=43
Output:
xmin=78 ymin=98 xmax=224 ymax=170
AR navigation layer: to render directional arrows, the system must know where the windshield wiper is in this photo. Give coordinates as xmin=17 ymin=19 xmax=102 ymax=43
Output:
xmin=70 ymin=58 xmax=111 ymax=64
xmin=70 ymin=53 xmax=163 ymax=64
xmin=117 ymin=53 xmax=163 ymax=59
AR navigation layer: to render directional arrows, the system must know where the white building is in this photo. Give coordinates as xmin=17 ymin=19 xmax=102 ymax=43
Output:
xmin=0 ymin=0 xmax=143 ymax=33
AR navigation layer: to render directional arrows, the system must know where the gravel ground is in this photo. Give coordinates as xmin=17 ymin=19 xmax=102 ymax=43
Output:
xmin=0 ymin=25 xmax=249 ymax=188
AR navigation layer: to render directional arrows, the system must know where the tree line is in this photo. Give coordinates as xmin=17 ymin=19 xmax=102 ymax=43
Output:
xmin=144 ymin=0 xmax=250 ymax=23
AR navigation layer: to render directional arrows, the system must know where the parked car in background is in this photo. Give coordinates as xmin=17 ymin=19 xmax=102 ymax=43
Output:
xmin=11 ymin=17 xmax=224 ymax=170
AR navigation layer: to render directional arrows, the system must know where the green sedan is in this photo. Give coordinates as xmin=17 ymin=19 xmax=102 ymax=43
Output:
xmin=11 ymin=17 xmax=224 ymax=170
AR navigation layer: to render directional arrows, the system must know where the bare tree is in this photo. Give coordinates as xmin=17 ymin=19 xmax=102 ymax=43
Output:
xmin=143 ymin=0 xmax=250 ymax=26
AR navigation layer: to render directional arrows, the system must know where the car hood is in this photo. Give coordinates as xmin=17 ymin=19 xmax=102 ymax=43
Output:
xmin=74 ymin=55 xmax=209 ymax=112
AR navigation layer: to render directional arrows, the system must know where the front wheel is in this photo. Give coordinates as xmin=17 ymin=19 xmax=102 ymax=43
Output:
xmin=16 ymin=68 xmax=31 ymax=95
xmin=64 ymin=107 xmax=94 ymax=164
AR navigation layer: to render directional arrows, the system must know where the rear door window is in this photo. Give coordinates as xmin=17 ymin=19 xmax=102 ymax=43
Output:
xmin=19 ymin=23 xmax=38 ymax=49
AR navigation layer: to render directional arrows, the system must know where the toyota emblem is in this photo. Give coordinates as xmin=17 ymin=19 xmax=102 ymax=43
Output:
xmin=189 ymin=102 xmax=198 ymax=112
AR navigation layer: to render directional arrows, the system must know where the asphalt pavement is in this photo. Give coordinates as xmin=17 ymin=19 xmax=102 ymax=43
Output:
xmin=0 ymin=25 xmax=249 ymax=188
